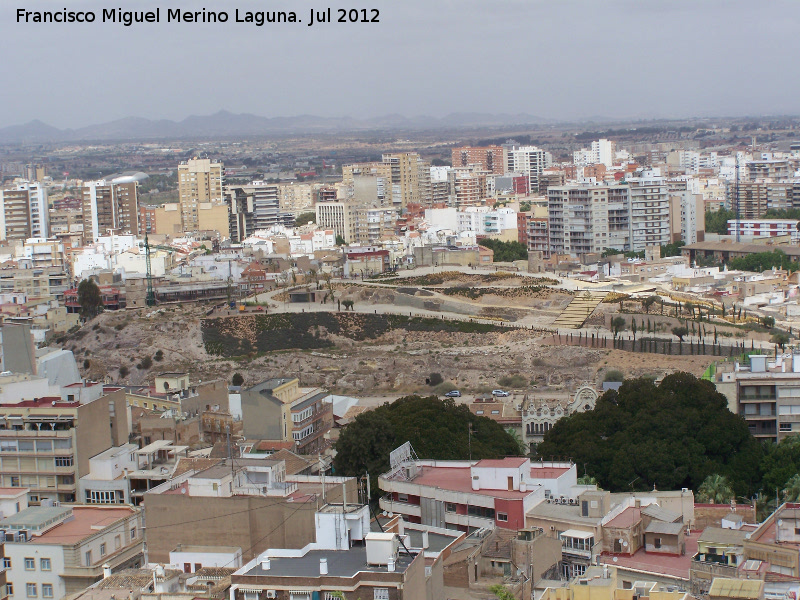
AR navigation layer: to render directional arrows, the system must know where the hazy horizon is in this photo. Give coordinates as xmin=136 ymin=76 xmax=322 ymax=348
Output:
xmin=4 ymin=0 xmax=799 ymax=129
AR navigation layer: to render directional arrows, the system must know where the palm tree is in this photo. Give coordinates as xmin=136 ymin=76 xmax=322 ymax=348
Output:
xmin=506 ymin=428 xmax=527 ymax=455
xmin=783 ymin=474 xmax=800 ymax=502
xmin=697 ymin=474 xmax=734 ymax=504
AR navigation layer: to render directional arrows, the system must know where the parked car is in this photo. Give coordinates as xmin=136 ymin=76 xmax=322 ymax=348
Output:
xmin=444 ymin=390 xmax=461 ymax=397
xmin=492 ymin=389 xmax=509 ymax=397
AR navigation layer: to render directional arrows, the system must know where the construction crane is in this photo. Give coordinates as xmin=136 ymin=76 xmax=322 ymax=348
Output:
xmin=145 ymin=233 xmax=156 ymax=307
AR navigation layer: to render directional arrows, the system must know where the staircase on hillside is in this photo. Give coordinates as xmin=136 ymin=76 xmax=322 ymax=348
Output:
xmin=552 ymin=290 xmax=609 ymax=329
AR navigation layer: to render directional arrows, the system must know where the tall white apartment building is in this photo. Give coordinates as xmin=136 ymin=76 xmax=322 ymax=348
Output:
xmin=573 ymin=139 xmax=615 ymax=168
xmin=456 ymin=206 xmax=517 ymax=236
xmin=315 ymin=201 xmax=357 ymax=243
xmin=627 ymin=176 xmax=671 ymax=250
xmin=506 ymin=146 xmax=551 ymax=193
xmin=16 ymin=182 xmax=49 ymax=238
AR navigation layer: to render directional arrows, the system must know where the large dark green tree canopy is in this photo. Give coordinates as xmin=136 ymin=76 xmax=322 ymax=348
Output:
xmin=536 ymin=373 xmax=762 ymax=495
xmin=333 ymin=395 xmax=521 ymax=494
xmin=77 ymin=278 xmax=103 ymax=319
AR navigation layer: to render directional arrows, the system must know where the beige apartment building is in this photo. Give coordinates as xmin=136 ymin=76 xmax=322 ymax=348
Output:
xmin=240 ymin=378 xmax=332 ymax=455
xmin=153 ymin=203 xmax=183 ymax=235
xmin=383 ymin=152 xmax=432 ymax=208
xmin=178 ymin=159 xmax=224 ymax=231
xmin=197 ymin=202 xmax=230 ymax=239
xmin=0 ymin=189 xmax=32 ymax=242
xmin=277 ymin=183 xmax=315 ymax=213
xmin=0 ymin=389 xmax=130 ymax=504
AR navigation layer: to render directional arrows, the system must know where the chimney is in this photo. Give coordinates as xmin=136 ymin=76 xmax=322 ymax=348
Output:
xmin=260 ymin=557 xmax=271 ymax=571
xmin=603 ymin=564 xmax=609 ymax=579
xmin=102 ymin=564 xmax=112 ymax=579
xmin=397 ymin=518 xmax=404 ymax=536
xmin=387 ymin=557 xmax=395 ymax=573
xmin=422 ymin=530 xmax=430 ymax=549
xmin=342 ymin=481 xmax=347 ymax=511
xmin=319 ymin=558 xmax=328 ymax=575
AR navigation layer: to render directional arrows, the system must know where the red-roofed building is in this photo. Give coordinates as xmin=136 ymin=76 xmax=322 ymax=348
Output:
xmin=2 ymin=505 xmax=143 ymax=598
xmin=379 ymin=458 xmax=580 ymax=532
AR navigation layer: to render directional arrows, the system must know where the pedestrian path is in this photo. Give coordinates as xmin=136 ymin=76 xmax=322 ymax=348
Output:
xmin=552 ymin=290 xmax=608 ymax=329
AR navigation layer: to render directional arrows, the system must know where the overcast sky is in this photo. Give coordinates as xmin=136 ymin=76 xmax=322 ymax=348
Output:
xmin=3 ymin=0 xmax=798 ymax=129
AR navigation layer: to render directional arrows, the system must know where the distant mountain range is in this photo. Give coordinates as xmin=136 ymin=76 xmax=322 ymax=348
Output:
xmin=0 ymin=110 xmax=556 ymax=143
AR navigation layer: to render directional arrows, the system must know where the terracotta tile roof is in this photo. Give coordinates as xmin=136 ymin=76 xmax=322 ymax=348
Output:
xmin=269 ymin=449 xmax=313 ymax=475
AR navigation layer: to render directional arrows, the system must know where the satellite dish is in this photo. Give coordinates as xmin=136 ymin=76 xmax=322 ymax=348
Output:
xmin=613 ymin=557 xmax=618 ymax=563
xmin=623 ymin=541 xmax=628 ymax=547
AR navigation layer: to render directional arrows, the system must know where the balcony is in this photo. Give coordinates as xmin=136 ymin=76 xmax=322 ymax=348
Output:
xmin=380 ymin=498 xmax=422 ymax=518
xmin=690 ymin=556 xmax=739 ymax=579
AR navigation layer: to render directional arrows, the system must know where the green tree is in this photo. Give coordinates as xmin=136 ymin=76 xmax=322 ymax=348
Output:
xmin=536 ymin=373 xmax=762 ymax=495
xmin=705 ymin=208 xmax=736 ymax=235
xmin=697 ymin=474 xmax=734 ymax=504
xmin=672 ymin=326 xmax=689 ymax=341
xmin=642 ymin=296 xmax=658 ymax=314
xmin=295 ymin=211 xmax=316 ymax=226
xmin=489 ymin=585 xmax=517 ymax=600
xmin=611 ymin=316 xmax=626 ymax=339
xmin=783 ymin=474 xmax=800 ymax=502
xmin=762 ymin=316 xmax=776 ymax=329
xmin=660 ymin=241 xmax=686 ymax=257
xmin=119 ymin=365 xmax=129 ymax=378
xmin=603 ymin=369 xmax=624 ymax=383
xmin=772 ymin=332 xmax=789 ymax=351
xmin=428 ymin=372 xmax=444 ymax=387
xmin=342 ymin=299 xmax=354 ymax=311
xmin=477 ymin=239 xmax=528 ymax=262
xmin=333 ymin=396 xmax=521 ymax=499
xmin=231 ymin=372 xmax=244 ymax=387
xmin=335 ymin=234 xmax=346 ymax=246
xmin=77 ymin=279 xmax=103 ymax=319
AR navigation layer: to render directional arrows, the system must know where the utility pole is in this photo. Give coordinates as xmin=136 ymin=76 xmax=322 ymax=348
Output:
xmin=468 ymin=423 xmax=473 ymax=462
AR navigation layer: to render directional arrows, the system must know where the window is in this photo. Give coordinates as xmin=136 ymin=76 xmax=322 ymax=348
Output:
xmin=55 ymin=456 xmax=73 ymax=467
xmin=100 ymin=543 xmax=106 ymax=557
xmin=497 ymin=513 xmax=508 ymax=522
xmin=26 ymin=583 xmax=37 ymax=598
xmin=7 ymin=584 xmax=13 ymax=596
xmin=88 ymin=490 xmax=118 ymax=504
xmin=3 ymin=557 xmax=10 ymax=569
xmin=397 ymin=493 xmax=408 ymax=503
xmin=654 ymin=538 xmax=662 ymax=549
xmin=42 ymin=585 xmax=53 ymax=599
xmin=445 ymin=502 xmax=457 ymax=513
xmin=85 ymin=550 xmax=92 ymax=566
xmin=131 ymin=527 xmax=136 ymax=539
xmin=780 ymin=423 xmax=792 ymax=432
xmin=374 ymin=589 xmax=390 ymax=600
xmin=25 ymin=557 xmax=35 ymax=570
xmin=40 ymin=558 xmax=51 ymax=571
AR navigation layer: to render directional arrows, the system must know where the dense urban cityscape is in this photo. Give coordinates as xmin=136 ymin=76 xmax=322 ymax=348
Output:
xmin=0 ymin=114 xmax=799 ymax=600
xmin=2 ymin=0 xmax=800 ymax=596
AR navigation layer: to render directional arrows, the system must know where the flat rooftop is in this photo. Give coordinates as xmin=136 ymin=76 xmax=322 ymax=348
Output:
xmin=173 ymin=545 xmax=241 ymax=554
xmin=34 ymin=507 xmax=135 ymax=544
xmin=410 ymin=466 xmax=534 ymax=500
xmin=0 ymin=506 xmax=72 ymax=530
xmin=243 ymin=546 xmax=415 ymax=578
